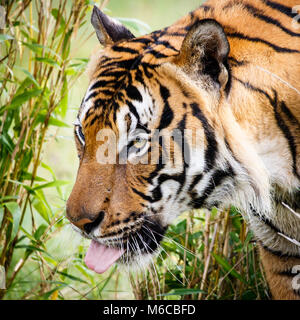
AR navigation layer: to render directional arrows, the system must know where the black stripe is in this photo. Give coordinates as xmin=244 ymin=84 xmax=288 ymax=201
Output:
xmin=227 ymin=31 xmax=300 ymax=53
xmin=251 ymin=205 xmax=300 ymax=255
xmin=103 ymin=58 xmax=140 ymax=71
xmin=237 ymin=83 xmax=300 ymax=181
xmin=260 ymin=241 xmax=300 ymax=259
xmin=148 ymin=129 xmax=188 ymax=202
xmin=85 ymin=91 xmax=98 ymax=102
xmin=126 ymin=85 xmax=143 ymax=102
xmin=278 ymin=269 xmax=300 ymax=277
xmin=251 ymin=205 xmax=284 ymax=234
xmin=151 ymin=172 xmax=187 ymax=203
xmin=136 ymin=122 xmax=150 ymax=133
xmin=111 ymin=45 xmax=139 ymax=55
xmin=130 ymin=37 xmax=152 ymax=45
xmin=243 ymin=3 xmax=300 ymax=37
xmin=158 ymin=84 xmax=173 ymax=129
xmin=261 ymin=0 xmax=298 ymax=19
xmin=281 ymin=101 xmax=300 ymax=124
xmin=139 ymin=124 xmax=190 ymax=203
xmin=224 ymin=137 xmax=243 ymax=170
xmin=190 ymin=102 xmax=217 ymax=172
xmin=132 ymin=187 xmax=153 ymax=202
xmin=273 ymin=99 xmax=300 ymax=180
xmin=99 ymin=89 xmax=115 ymax=96
xmin=165 ymin=31 xmax=186 ymax=37
xmin=190 ymin=166 xmax=233 ymax=208
xmin=177 ymin=114 xmax=190 ymax=168
xmin=189 ymin=174 xmax=203 ymax=192
xmin=99 ymin=70 xmax=127 ymax=78
xmin=141 ymin=62 xmax=157 ymax=78
xmin=144 ymin=157 xmax=165 ymax=185
xmin=127 ymin=100 xmax=141 ymax=123
xmin=233 ymin=76 xmax=272 ymax=100
xmin=155 ymin=40 xmax=179 ymax=52
xmin=175 ymin=114 xmax=189 ymax=195
xmin=228 ymin=57 xmax=248 ymax=67
xmin=145 ymin=49 xmax=169 ymax=59
xmin=89 ymin=80 xmax=115 ymax=91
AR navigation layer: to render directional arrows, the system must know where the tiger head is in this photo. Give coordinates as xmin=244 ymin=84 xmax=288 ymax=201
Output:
xmin=66 ymin=7 xmax=270 ymax=273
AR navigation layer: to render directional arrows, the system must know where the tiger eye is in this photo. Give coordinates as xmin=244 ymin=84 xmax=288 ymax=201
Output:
xmin=133 ymin=137 xmax=147 ymax=149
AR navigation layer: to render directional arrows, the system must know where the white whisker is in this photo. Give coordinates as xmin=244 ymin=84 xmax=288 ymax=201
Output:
xmin=278 ymin=232 xmax=300 ymax=248
xmin=254 ymin=65 xmax=300 ymax=97
xmin=142 ymin=225 xmax=184 ymax=285
xmin=136 ymin=232 xmax=161 ymax=297
xmin=282 ymin=202 xmax=300 ymax=219
xmin=144 ymin=218 xmax=201 ymax=261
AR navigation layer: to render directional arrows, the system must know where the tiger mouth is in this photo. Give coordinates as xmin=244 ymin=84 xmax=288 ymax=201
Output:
xmin=115 ymin=220 xmax=167 ymax=262
xmin=101 ymin=218 xmax=167 ymax=264
xmin=72 ymin=216 xmax=167 ymax=267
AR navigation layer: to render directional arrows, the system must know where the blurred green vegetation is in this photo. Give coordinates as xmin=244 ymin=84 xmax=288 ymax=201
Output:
xmin=0 ymin=0 xmax=270 ymax=300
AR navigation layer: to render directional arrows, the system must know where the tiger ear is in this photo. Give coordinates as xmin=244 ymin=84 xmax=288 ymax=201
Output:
xmin=91 ymin=6 xmax=135 ymax=46
xmin=175 ymin=19 xmax=230 ymax=89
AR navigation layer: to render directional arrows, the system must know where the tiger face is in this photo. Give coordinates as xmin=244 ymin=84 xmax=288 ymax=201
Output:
xmin=66 ymin=6 xmax=270 ymax=273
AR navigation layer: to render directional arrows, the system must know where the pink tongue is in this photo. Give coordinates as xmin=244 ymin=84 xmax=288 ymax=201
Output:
xmin=84 ymin=240 xmax=124 ymax=274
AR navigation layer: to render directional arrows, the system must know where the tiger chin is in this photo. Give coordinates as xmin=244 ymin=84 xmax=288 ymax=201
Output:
xmin=66 ymin=0 xmax=300 ymax=300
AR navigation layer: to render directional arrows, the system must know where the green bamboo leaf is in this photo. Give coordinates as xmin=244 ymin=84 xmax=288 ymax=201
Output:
xmin=67 ymin=58 xmax=89 ymax=74
xmin=212 ymin=253 xmax=246 ymax=283
xmin=22 ymin=42 xmax=44 ymax=54
xmin=0 ymin=89 xmax=43 ymax=114
xmin=51 ymin=8 xmax=66 ymax=26
xmin=17 ymin=67 xmax=41 ymax=88
xmin=43 ymin=255 xmax=58 ymax=267
xmin=40 ymin=162 xmax=55 ymax=176
xmin=32 ymin=197 xmax=50 ymax=224
xmin=56 ymin=78 xmax=68 ymax=118
xmin=40 ymin=284 xmax=68 ymax=300
xmin=34 ymin=57 xmax=60 ymax=68
xmin=4 ymin=202 xmax=21 ymax=243
xmin=19 ymin=149 xmax=33 ymax=171
xmin=0 ymin=133 xmax=14 ymax=153
xmin=62 ymin=29 xmax=72 ymax=59
xmin=33 ymin=180 xmax=69 ymax=191
xmin=0 ymin=196 xmax=19 ymax=202
xmin=20 ymin=171 xmax=46 ymax=182
xmin=19 ymin=226 xmax=38 ymax=243
xmin=15 ymin=244 xmax=46 ymax=254
xmin=74 ymin=263 xmax=95 ymax=282
xmin=22 ymin=42 xmax=62 ymax=60
xmin=57 ymin=271 xmax=88 ymax=284
xmin=48 ymin=117 xmax=70 ymax=128
xmin=34 ymin=224 xmax=48 ymax=240
xmin=6 ymin=179 xmax=34 ymax=193
xmin=35 ymin=114 xmax=70 ymax=128
xmin=230 ymin=231 xmax=240 ymax=244
xmin=0 ymin=34 xmax=14 ymax=42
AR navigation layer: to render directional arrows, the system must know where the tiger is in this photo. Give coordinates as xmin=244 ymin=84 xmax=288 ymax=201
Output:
xmin=66 ymin=0 xmax=300 ymax=300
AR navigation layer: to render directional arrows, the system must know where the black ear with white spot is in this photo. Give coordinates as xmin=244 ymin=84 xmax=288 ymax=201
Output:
xmin=176 ymin=19 xmax=230 ymax=89
xmin=91 ymin=6 xmax=135 ymax=46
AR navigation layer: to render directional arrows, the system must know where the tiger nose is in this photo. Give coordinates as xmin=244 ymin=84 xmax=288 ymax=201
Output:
xmin=68 ymin=211 xmax=105 ymax=234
